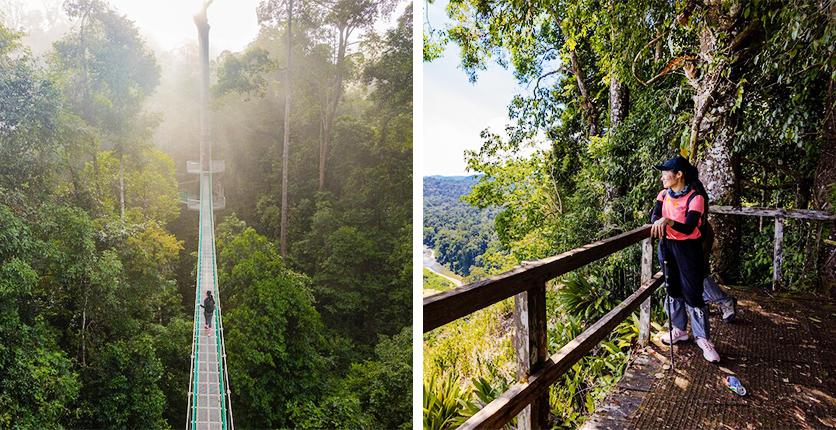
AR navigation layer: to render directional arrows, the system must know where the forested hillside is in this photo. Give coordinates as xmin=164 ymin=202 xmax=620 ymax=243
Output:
xmin=424 ymin=0 xmax=836 ymax=428
xmin=423 ymin=175 xmax=500 ymax=276
xmin=0 ymin=0 xmax=411 ymax=428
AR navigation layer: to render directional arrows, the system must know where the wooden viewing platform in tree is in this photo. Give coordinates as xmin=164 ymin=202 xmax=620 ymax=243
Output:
xmin=423 ymin=207 xmax=836 ymax=429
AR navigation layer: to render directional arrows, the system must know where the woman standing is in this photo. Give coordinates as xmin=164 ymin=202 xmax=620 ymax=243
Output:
xmin=650 ymin=156 xmax=720 ymax=363
xmin=200 ymin=290 xmax=215 ymax=334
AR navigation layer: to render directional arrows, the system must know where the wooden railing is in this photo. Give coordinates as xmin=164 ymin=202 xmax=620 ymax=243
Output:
xmin=424 ymin=206 xmax=835 ymax=429
xmin=424 ymin=225 xmax=663 ymax=430
xmin=710 ymin=206 xmax=836 ymax=291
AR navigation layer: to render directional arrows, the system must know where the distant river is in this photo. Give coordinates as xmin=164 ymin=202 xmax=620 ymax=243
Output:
xmin=423 ymin=245 xmax=463 ymax=287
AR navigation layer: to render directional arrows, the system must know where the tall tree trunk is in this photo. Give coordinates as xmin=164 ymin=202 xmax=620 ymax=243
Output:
xmin=79 ymin=5 xmax=101 ymax=198
xmin=693 ymin=18 xmax=749 ymax=283
xmin=119 ymin=154 xmax=125 ymax=217
xmin=701 ymin=107 xmax=742 ymax=283
xmin=281 ymin=0 xmax=292 ymax=259
xmin=816 ymin=79 xmax=836 ymax=294
xmin=604 ymin=76 xmax=629 ymax=230
xmin=195 ymin=2 xmax=211 ymax=192
xmin=609 ymin=77 xmax=629 ymax=126
xmin=81 ymin=292 xmax=88 ymax=366
xmin=319 ymin=25 xmax=350 ymax=190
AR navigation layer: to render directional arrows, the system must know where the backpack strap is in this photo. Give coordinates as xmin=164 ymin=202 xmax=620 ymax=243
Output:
xmin=686 ymin=191 xmax=697 ymax=215
xmin=686 ymin=191 xmax=709 ymax=234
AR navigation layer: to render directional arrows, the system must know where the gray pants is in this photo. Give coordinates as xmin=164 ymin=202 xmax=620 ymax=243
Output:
xmin=703 ymin=277 xmax=732 ymax=304
xmin=701 ymin=223 xmax=732 ymax=305
xmin=205 ymin=311 xmax=213 ymax=328
xmin=666 ymin=296 xmax=711 ymax=340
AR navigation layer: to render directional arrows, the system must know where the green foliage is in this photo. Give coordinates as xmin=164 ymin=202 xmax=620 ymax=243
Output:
xmin=556 ymin=274 xmax=617 ymax=322
xmin=423 ymin=373 xmax=467 ymax=430
xmin=214 ymin=48 xmax=275 ymax=100
xmin=76 ymin=336 xmax=167 ymax=429
xmin=0 ymin=21 xmax=68 ymax=194
xmin=217 ymin=216 xmax=328 ymax=428
xmin=455 ymin=374 xmax=514 ymax=429
xmin=288 ymin=396 xmax=372 ymax=429
xmin=0 ymin=9 xmax=196 ymax=427
xmin=424 ymin=299 xmax=514 ymax=384
xmin=363 ymin=5 xmax=413 ymax=122
xmin=208 ymin=7 xmax=413 ymax=369
xmin=0 ymin=215 xmax=80 ymax=427
xmin=424 ymin=268 xmax=455 ymax=292
xmin=53 ymin=1 xmax=160 ymax=132
xmin=345 ymin=326 xmax=413 ymax=429
xmin=424 ymin=176 xmax=501 ymax=275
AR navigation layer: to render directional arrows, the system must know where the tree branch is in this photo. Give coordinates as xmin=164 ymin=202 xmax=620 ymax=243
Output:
xmin=742 ymin=157 xmax=804 ymax=182
xmin=632 ymin=33 xmax=665 ymax=86
xmin=728 ymin=19 xmax=760 ymax=52
xmin=741 ymin=179 xmax=796 ymax=191
xmin=570 ymin=49 xmax=597 ymax=136
xmin=534 ymin=66 xmax=570 ymax=94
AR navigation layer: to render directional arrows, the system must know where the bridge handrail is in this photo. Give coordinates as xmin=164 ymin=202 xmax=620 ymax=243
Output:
xmin=208 ymin=168 xmax=234 ymax=429
xmin=186 ymin=175 xmax=207 ymax=429
xmin=423 ymin=225 xmax=652 ymax=333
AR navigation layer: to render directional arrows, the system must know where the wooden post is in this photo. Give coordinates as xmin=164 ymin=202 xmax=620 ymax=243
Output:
xmin=773 ymin=217 xmax=784 ymax=291
xmin=639 ymin=238 xmax=652 ymax=346
xmin=514 ymin=281 xmax=549 ymax=430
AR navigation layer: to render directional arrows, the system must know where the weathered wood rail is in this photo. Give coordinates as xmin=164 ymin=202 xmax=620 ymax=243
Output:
xmin=424 ymin=225 xmax=663 ymax=430
xmin=424 ymin=206 xmax=835 ymax=429
xmin=710 ymin=206 xmax=836 ymax=291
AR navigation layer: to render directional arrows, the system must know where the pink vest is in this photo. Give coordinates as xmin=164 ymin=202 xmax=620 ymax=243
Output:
xmin=656 ymin=189 xmax=704 ymax=240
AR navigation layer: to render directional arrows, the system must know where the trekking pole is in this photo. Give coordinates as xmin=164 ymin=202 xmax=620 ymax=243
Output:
xmin=661 ymin=226 xmax=674 ymax=370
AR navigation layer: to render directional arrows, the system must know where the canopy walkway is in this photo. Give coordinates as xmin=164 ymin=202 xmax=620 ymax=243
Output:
xmin=186 ymin=8 xmax=233 ymax=428
xmin=423 ymin=206 xmax=835 ymax=430
xmin=185 ymin=168 xmax=233 ymax=430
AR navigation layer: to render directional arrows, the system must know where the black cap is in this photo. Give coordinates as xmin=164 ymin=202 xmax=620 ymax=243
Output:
xmin=653 ymin=156 xmax=691 ymax=172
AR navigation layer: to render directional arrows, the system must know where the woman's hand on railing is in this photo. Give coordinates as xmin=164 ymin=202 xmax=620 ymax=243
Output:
xmin=651 ymin=218 xmax=672 ymax=238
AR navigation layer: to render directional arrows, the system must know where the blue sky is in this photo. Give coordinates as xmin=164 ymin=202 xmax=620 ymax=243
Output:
xmin=423 ymin=0 xmax=522 ymax=177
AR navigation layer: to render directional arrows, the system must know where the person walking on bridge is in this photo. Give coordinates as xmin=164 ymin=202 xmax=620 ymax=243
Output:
xmin=650 ymin=156 xmax=721 ymax=363
xmin=200 ymin=290 xmax=215 ymax=334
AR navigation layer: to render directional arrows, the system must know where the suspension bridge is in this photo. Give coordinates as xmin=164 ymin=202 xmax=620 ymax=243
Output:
xmin=185 ymin=5 xmax=234 ymax=428
xmin=185 ymin=161 xmax=232 ymax=430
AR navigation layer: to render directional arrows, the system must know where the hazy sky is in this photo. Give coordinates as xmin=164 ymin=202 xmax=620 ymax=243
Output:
xmin=111 ymin=0 xmax=263 ymax=54
xmin=16 ymin=0 xmax=408 ymax=55
xmin=423 ymin=0 xmax=520 ymax=177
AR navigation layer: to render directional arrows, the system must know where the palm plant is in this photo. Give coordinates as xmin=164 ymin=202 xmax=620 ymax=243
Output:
xmin=423 ymin=373 xmax=467 ymax=430
xmin=556 ymin=273 xmax=617 ymax=321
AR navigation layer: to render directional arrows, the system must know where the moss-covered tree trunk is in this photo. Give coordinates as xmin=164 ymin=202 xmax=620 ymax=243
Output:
xmin=604 ymin=76 xmax=629 ymax=229
xmin=691 ymin=5 xmax=755 ymax=283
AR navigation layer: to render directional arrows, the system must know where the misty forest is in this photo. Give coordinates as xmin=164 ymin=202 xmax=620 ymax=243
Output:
xmin=0 ymin=0 xmax=411 ymax=428
xmin=423 ymin=1 xmax=836 ymax=429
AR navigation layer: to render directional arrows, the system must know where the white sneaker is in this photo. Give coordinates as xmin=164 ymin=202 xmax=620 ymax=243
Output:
xmin=697 ymin=337 xmax=720 ymax=362
xmin=720 ymin=297 xmax=737 ymax=323
xmin=661 ymin=327 xmax=689 ymax=345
